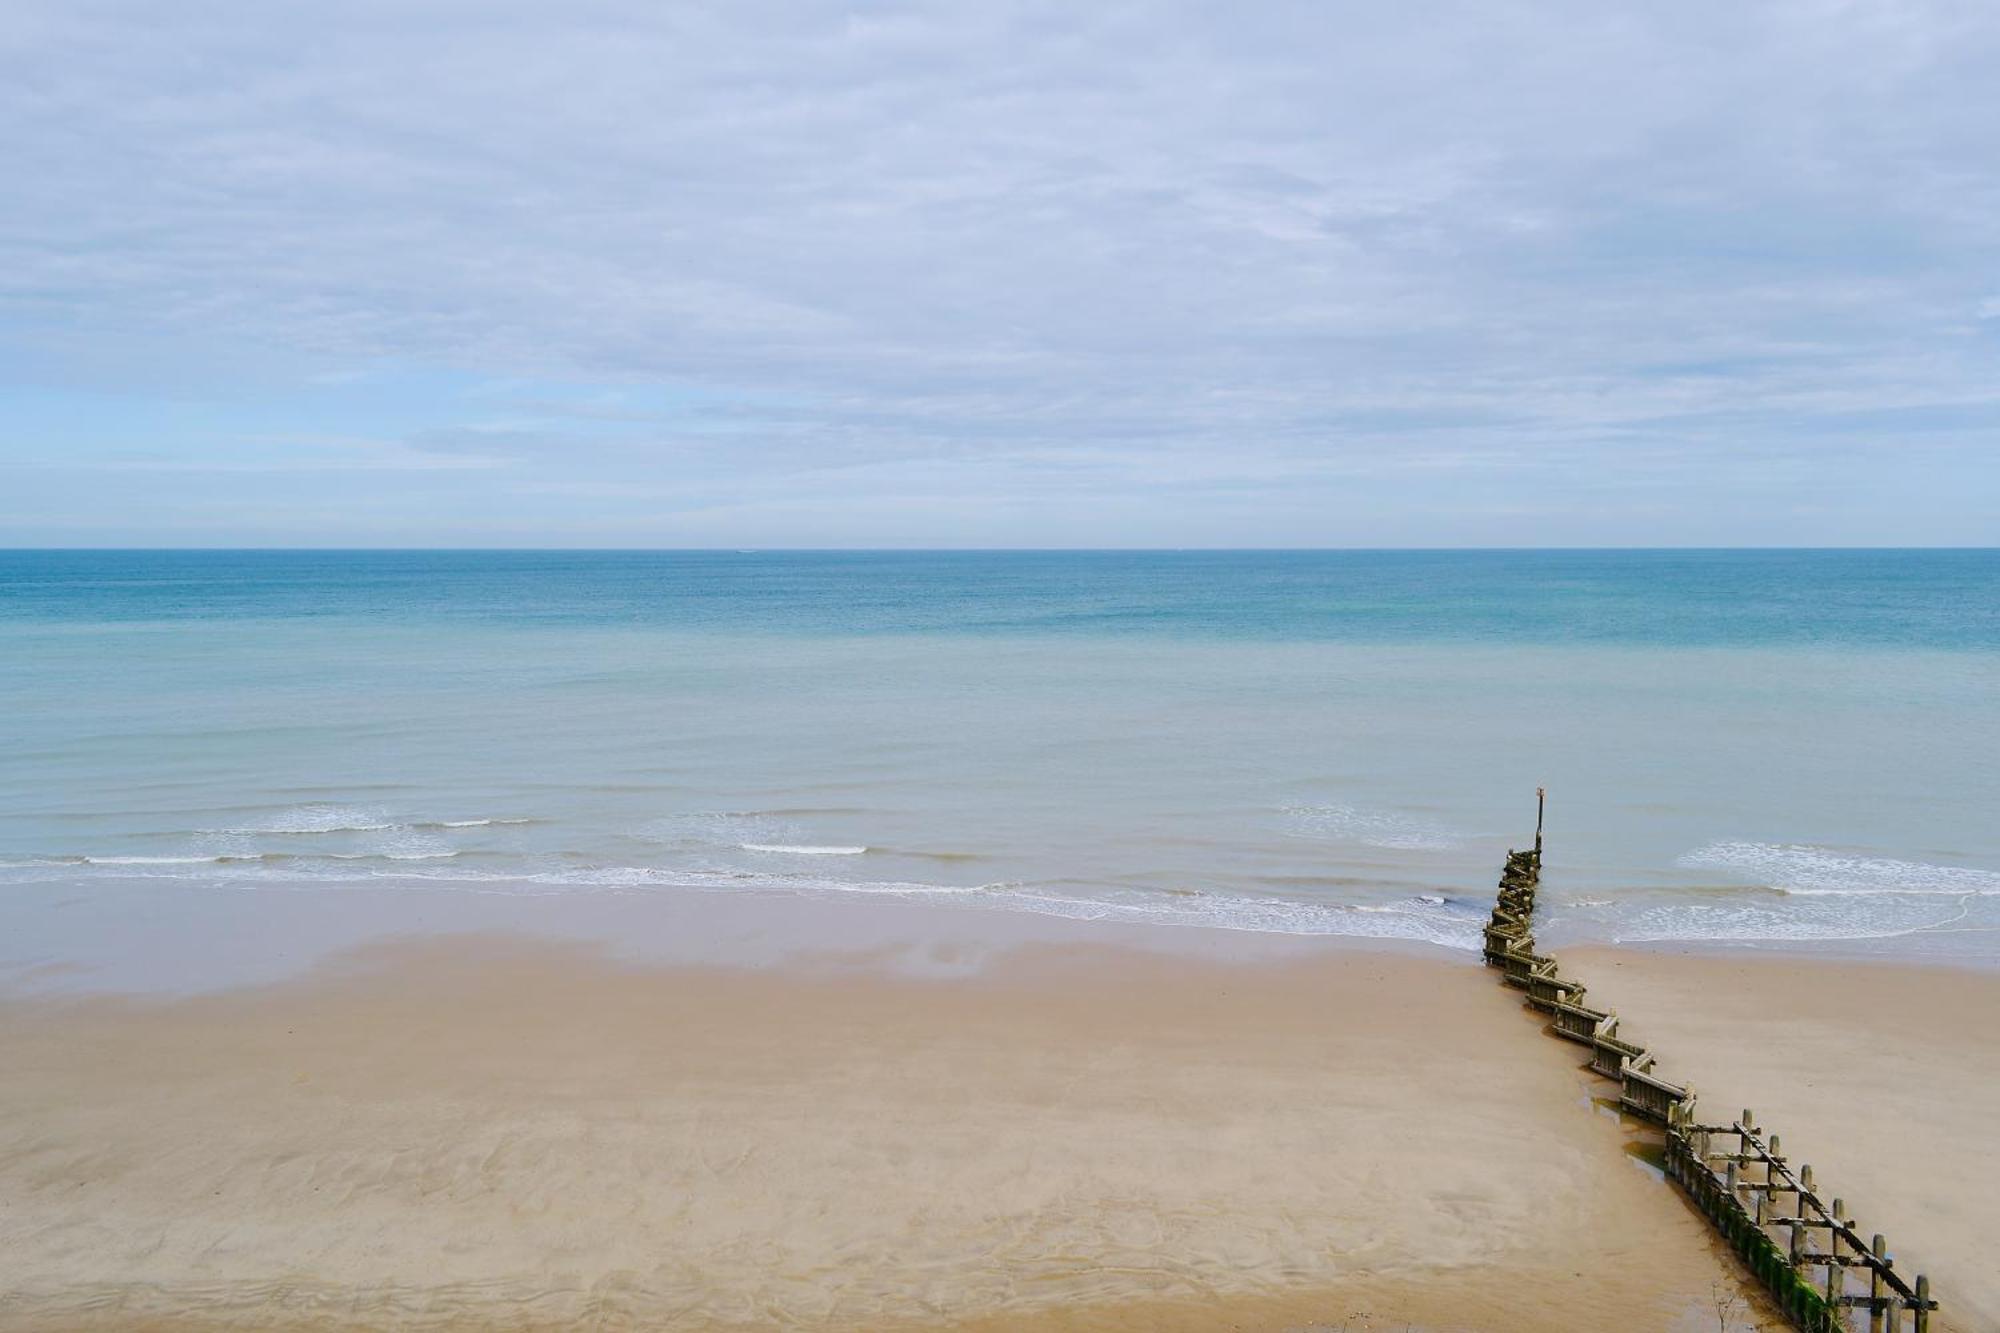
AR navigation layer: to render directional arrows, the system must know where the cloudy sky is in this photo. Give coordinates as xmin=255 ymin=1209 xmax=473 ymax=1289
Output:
xmin=3 ymin=0 xmax=1997 ymax=546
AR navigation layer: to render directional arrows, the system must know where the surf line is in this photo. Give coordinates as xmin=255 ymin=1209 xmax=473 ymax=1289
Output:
xmin=1481 ymin=791 xmax=1938 ymax=1333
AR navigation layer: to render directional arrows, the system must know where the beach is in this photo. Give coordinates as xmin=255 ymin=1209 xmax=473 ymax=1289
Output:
xmin=3 ymin=552 xmax=1996 ymax=1329
xmin=7 ymin=0 xmax=1998 ymax=1311
xmin=2 ymin=902 xmax=1993 ymax=1331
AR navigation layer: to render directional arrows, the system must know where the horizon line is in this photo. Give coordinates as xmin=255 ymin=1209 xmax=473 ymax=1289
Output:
xmin=2 ymin=545 xmax=1997 ymax=555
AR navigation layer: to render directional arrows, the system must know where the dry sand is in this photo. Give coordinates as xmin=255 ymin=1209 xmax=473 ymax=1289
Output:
xmin=0 ymin=932 xmax=1989 ymax=1331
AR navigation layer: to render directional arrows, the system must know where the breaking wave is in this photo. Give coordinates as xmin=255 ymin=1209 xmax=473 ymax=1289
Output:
xmin=1600 ymin=841 xmax=2000 ymax=942
xmin=0 ymin=853 xmax=1480 ymax=950
xmin=740 ymin=844 xmax=868 ymax=855
xmin=197 ymin=805 xmax=534 ymax=835
xmin=200 ymin=805 xmax=398 ymax=835
xmin=1679 ymin=841 xmax=2000 ymax=897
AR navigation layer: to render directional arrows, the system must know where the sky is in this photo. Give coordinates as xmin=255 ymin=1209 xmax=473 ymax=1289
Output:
xmin=2 ymin=0 xmax=1997 ymax=547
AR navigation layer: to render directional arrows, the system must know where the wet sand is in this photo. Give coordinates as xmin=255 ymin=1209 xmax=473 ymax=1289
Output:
xmin=0 ymin=931 xmax=1744 ymax=1331
xmin=0 ymin=929 xmax=1990 ymax=1330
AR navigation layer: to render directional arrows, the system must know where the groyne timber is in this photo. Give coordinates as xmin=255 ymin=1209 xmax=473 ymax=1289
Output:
xmin=1483 ymin=792 xmax=1939 ymax=1333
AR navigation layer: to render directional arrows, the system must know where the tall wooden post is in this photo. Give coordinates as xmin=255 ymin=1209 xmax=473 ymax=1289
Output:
xmin=1871 ymin=1234 xmax=1887 ymax=1332
xmin=1534 ymin=786 xmax=1545 ymax=857
xmin=1793 ymin=1163 xmax=1813 ymax=1267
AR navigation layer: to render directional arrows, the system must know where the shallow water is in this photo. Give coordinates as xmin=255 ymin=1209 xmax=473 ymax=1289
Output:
xmin=3 ymin=550 xmax=1996 ymax=980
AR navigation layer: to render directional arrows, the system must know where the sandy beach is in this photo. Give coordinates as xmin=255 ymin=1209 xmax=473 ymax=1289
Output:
xmin=0 ymin=932 xmax=1715 ymax=1330
xmin=6 ymin=912 xmax=1990 ymax=1332
xmin=7 ymin=0 xmax=1998 ymax=1315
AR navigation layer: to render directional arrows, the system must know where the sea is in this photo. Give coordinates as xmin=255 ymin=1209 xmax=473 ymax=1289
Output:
xmin=3 ymin=549 xmax=1997 ymax=984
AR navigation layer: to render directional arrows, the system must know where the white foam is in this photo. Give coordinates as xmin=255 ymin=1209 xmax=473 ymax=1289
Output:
xmin=81 ymin=855 xmax=218 ymax=865
xmin=1282 ymin=803 xmax=1461 ymax=851
xmin=639 ymin=812 xmax=783 ymax=847
xmin=1605 ymin=841 xmax=2000 ymax=943
xmin=1680 ymin=842 xmax=2000 ymax=897
xmin=741 ymin=844 xmax=868 ymax=855
xmin=27 ymin=850 xmax=463 ymax=874
xmin=84 ymin=858 xmax=1474 ymax=947
xmin=976 ymin=885 xmax=1480 ymax=948
xmin=206 ymin=804 xmax=396 ymax=835
xmin=10 ymin=844 xmax=1476 ymax=952
xmin=1613 ymin=896 xmax=1974 ymax=944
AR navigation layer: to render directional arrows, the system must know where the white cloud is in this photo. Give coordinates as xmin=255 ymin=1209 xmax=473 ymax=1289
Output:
xmin=1 ymin=0 xmax=1997 ymax=543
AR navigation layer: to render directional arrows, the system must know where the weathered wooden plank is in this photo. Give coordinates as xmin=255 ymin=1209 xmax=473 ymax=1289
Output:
xmin=1620 ymin=1064 xmax=1689 ymax=1122
xmin=1549 ymin=998 xmax=1609 ymax=1044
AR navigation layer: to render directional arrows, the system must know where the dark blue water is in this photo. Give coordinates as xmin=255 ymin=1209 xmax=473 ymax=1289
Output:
xmin=4 ymin=549 xmax=1996 ymax=647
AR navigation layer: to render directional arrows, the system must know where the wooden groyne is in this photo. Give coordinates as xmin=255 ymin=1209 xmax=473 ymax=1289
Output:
xmin=1483 ymin=791 xmax=1938 ymax=1332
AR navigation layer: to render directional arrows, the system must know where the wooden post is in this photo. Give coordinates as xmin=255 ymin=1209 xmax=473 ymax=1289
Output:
xmin=1871 ymin=1234 xmax=1887 ymax=1332
xmin=1828 ymin=1200 xmax=1845 ymax=1304
xmin=1762 ymin=1134 xmax=1779 ymax=1227
xmin=1915 ymin=1274 xmax=1930 ymax=1333
xmin=1794 ymin=1163 xmax=1813 ymax=1267
xmin=1534 ymin=786 xmax=1545 ymax=857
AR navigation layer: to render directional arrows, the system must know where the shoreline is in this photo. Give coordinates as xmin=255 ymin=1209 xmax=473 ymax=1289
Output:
xmin=7 ymin=874 xmax=1998 ymax=1007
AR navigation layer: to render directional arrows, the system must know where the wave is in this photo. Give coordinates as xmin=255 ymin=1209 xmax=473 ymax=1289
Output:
xmin=1679 ymin=842 xmax=2000 ymax=897
xmin=1611 ymin=897 xmax=1977 ymax=944
xmin=30 ymin=851 xmax=472 ymax=870
xmin=740 ymin=844 xmax=868 ymax=855
xmin=1281 ymin=802 xmax=1461 ymax=851
xmin=81 ymin=855 xmax=218 ymax=865
xmin=713 ymin=807 xmax=872 ymax=817
xmin=638 ymin=812 xmax=787 ymax=847
xmin=1582 ymin=841 xmax=2000 ymax=943
xmin=0 ymin=854 xmax=1480 ymax=950
xmin=201 ymin=804 xmax=397 ymax=835
xmin=965 ymin=884 xmax=1480 ymax=948
xmin=192 ymin=804 xmax=536 ymax=836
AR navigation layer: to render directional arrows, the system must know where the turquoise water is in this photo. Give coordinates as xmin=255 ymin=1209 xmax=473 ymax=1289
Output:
xmin=3 ymin=550 xmax=1997 ymax=967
